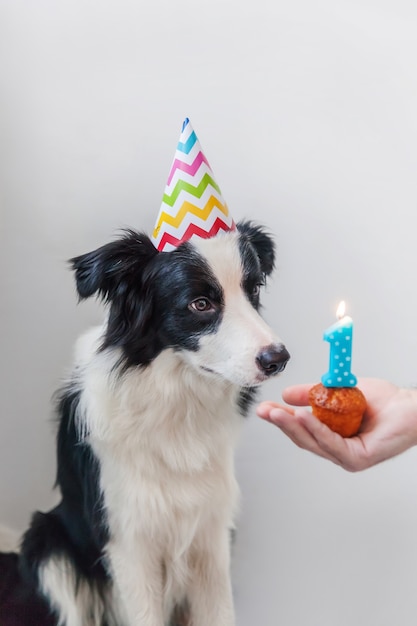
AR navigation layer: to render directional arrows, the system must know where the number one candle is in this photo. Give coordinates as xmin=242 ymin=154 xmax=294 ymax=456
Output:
xmin=321 ymin=301 xmax=357 ymax=388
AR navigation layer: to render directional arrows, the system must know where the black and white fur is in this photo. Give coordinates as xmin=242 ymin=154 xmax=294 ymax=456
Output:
xmin=0 ymin=221 xmax=289 ymax=626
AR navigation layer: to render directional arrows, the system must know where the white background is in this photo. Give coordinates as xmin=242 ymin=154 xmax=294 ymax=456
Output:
xmin=1 ymin=1 xmax=417 ymax=624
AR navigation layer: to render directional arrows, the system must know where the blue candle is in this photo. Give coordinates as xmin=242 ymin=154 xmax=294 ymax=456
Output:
xmin=321 ymin=301 xmax=357 ymax=388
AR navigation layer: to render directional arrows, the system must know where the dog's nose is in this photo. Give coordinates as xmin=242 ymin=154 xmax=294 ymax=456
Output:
xmin=256 ymin=344 xmax=290 ymax=376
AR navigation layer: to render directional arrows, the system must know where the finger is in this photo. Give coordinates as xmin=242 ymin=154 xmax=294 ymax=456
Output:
xmin=263 ymin=407 xmax=345 ymax=465
xmin=297 ymin=411 xmax=369 ymax=471
xmin=257 ymin=401 xmax=296 ymax=418
xmin=281 ymin=384 xmax=315 ymax=407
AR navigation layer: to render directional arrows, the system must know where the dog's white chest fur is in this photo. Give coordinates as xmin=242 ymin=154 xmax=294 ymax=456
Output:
xmin=77 ymin=327 xmax=242 ymax=620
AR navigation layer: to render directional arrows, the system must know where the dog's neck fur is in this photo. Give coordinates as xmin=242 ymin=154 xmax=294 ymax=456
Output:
xmin=75 ymin=325 xmax=243 ymax=472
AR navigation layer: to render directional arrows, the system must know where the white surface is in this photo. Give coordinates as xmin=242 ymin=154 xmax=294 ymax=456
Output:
xmin=1 ymin=1 xmax=417 ymax=624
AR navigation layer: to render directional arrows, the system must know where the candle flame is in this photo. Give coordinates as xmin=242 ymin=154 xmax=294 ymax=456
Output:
xmin=336 ymin=300 xmax=346 ymax=319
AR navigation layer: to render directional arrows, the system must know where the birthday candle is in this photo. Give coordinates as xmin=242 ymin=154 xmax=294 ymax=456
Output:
xmin=321 ymin=301 xmax=357 ymax=388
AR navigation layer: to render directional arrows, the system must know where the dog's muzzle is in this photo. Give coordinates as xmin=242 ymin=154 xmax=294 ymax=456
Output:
xmin=256 ymin=343 xmax=290 ymax=377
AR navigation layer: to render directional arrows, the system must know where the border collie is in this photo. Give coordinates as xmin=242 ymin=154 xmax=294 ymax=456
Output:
xmin=0 ymin=221 xmax=289 ymax=626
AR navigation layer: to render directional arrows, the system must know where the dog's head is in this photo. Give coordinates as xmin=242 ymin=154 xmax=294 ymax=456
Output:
xmin=70 ymin=221 xmax=290 ymax=387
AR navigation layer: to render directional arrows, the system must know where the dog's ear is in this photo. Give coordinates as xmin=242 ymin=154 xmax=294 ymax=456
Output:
xmin=236 ymin=221 xmax=275 ymax=276
xmin=70 ymin=230 xmax=158 ymax=301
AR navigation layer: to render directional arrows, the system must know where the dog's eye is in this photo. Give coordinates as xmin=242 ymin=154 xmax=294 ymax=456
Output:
xmin=189 ymin=298 xmax=214 ymax=313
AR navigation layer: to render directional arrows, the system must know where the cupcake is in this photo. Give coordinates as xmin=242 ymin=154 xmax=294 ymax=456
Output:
xmin=309 ymin=383 xmax=366 ymax=437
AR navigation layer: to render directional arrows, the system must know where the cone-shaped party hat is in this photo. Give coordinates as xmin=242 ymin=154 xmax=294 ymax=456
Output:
xmin=151 ymin=118 xmax=235 ymax=251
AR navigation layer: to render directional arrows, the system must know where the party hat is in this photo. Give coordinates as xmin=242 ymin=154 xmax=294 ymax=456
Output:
xmin=151 ymin=118 xmax=235 ymax=252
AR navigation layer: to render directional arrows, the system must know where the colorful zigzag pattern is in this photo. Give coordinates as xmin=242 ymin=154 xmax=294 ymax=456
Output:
xmin=152 ymin=118 xmax=235 ymax=252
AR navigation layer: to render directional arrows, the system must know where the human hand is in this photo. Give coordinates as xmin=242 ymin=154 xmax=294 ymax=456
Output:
xmin=257 ymin=378 xmax=417 ymax=471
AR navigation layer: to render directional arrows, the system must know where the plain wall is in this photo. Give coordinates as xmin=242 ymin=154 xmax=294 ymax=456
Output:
xmin=1 ymin=1 xmax=417 ymax=624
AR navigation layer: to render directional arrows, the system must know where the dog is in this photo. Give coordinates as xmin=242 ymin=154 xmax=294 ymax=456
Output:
xmin=0 ymin=221 xmax=290 ymax=626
